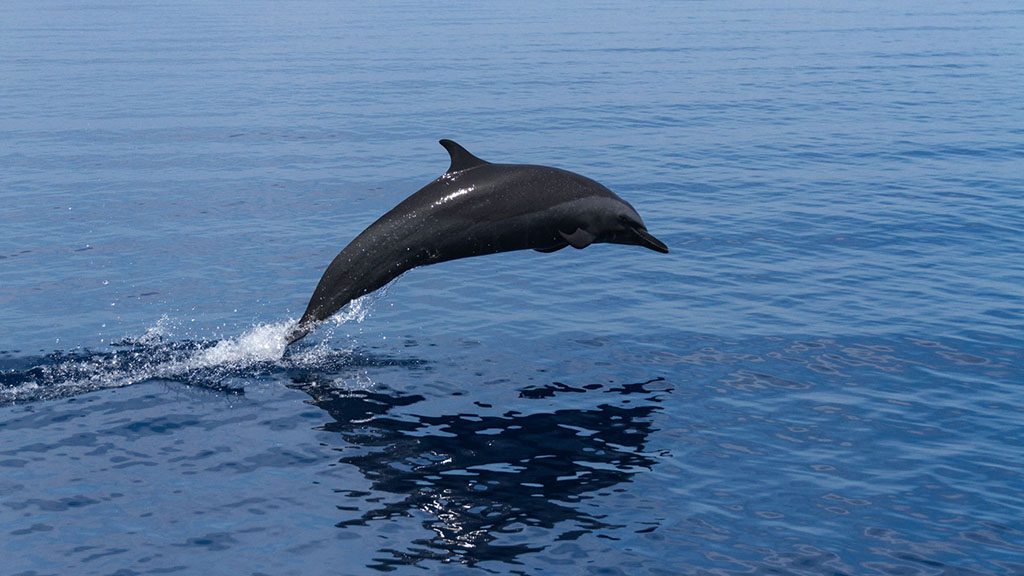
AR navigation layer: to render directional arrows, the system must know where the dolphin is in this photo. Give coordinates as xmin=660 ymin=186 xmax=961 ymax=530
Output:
xmin=286 ymin=139 xmax=668 ymax=345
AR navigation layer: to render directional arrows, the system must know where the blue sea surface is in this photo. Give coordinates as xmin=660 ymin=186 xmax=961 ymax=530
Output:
xmin=2 ymin=1 xmax=1022 ymax=574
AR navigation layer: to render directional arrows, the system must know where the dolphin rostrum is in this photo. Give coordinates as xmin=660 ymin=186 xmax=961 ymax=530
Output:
xmin=286 ymin=139 xmax=668 ymax=344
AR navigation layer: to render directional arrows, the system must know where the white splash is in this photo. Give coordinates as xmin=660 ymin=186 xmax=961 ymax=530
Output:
xmin=330 ymin=293 xmax=375 ymax=326
xmin=137 ymin=315 xmax=175 ymax=344
xmin=193 ymin=320 xmax=291 ymax=366
xmin=2 ymin=294 xmax=384 ymax=404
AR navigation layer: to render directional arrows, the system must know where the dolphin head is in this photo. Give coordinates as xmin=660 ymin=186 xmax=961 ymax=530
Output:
xmin=608 ymin=211 xmax=669 ymax=253
xmin=550 ymin=171 xmax=669 ymax=255
xmin=600 ymin=204 xmax=669 ymax=254
xmin=573 ymin=195 xmax=668 ymax=254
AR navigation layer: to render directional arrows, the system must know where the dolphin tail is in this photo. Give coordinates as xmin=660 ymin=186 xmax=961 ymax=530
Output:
xmin=285 ymin=322 xmax=311 ymax=346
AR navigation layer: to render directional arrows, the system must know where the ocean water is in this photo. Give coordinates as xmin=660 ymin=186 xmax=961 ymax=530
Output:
xmin=2 ymin=1 xmax=1022 ymax=574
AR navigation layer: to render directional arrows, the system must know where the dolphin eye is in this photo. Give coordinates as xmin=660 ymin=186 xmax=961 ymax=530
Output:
xmin=618 ymin=214 xmax=638 ymax=227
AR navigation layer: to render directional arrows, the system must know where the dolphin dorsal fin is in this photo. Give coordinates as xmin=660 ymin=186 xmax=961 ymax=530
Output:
xmin=439 ymin=139 xmax=489 ymax=173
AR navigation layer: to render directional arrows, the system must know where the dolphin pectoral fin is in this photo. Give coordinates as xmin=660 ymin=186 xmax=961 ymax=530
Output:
xmin=534 ymin=242 xmax=568 ymax=253
xmin=632 ymin=227 xmax=669 ymax=254
xmin=559 ymin=228 xmax=596 ymax=249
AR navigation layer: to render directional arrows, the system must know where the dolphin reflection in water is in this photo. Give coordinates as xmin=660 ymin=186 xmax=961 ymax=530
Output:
xmin=289 ymin=364 xmax=669 ymax=568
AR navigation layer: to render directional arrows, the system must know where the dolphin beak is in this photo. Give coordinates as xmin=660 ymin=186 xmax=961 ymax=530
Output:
xmin=632 ymin=227 xmax=669 ymax=254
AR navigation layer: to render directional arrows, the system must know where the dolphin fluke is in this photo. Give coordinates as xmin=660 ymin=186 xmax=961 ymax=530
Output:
xmin=285 ymin=323 xmax=311 ymax=345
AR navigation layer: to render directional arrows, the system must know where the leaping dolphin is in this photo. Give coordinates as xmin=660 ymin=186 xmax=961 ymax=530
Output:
xmin=286 ymin=139 xmax=668 ymax=345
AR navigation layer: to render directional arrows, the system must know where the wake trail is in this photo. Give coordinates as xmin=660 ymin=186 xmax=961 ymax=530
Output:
xmin=0 ymin=296 xmax=379 ymax=404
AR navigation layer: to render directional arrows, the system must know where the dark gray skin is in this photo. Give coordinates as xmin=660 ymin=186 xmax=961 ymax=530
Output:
xmin=286 ymin=139 xmax=668 ymax=344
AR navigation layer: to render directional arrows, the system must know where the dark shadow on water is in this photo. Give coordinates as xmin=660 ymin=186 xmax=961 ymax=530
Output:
xmin=293 ymin=376 xmax=670 ymax=571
